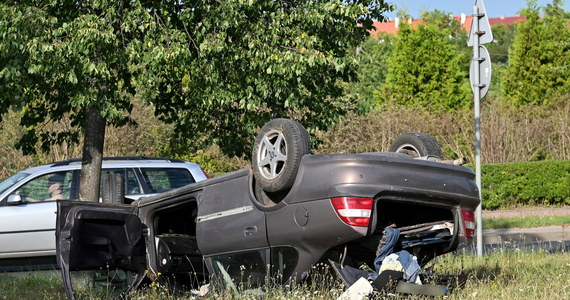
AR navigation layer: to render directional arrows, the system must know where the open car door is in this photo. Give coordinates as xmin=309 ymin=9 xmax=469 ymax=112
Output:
xmin=56 ymin=201 xmax=147 ymax=300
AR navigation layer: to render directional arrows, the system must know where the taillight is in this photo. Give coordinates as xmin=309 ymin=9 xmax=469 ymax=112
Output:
xmin=461 ymin=209 xmax=475 ymax=238
xmin=331 ymin=197 xmax=373 ymax=227
xmin=201 ymin=168 xmax=210 ymax=179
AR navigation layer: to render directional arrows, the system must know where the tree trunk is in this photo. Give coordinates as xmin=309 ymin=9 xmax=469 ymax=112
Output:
xmin=79 ymin=105 xmax=106 ymax=202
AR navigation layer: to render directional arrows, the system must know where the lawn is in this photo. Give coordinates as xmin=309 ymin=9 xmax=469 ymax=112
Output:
xmin=1 ymin=250 xmax=569 ymax=299
xmin=483 ymin=215 xmax=570 ymax=229
xmin=433 ymin=251 xmax=570 ymax=300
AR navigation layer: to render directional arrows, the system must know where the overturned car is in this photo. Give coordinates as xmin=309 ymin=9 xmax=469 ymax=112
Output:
xmin=55 ymin=119 xmax=479 ymax=298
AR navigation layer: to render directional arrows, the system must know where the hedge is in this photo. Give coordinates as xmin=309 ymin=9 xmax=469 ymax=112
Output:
xmin=479 ymin=160 xmax=570 ymax=210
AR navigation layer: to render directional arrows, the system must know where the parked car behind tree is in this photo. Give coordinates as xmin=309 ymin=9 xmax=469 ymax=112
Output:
xmin=0 ymin=157 xmax=208 ymax=271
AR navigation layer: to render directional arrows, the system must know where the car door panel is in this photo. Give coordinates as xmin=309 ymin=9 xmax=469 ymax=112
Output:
xmin=56 ymin=201 xmax=146 ymax=300
xmin=0 ymin=202 xmax=57 ymax=257
xmin=196 ymin=171 xmax=268 ymax=255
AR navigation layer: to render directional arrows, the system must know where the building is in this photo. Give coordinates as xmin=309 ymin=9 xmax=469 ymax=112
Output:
xmin=369 ymin=14 xmax=527 ymax=37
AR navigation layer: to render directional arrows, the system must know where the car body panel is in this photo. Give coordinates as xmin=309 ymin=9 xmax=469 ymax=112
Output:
xmin=264 ymin=197 xmax=368 ymax=281
xmin=0 ymin=202 xmax=58 ymax=258
xmin=286 ymin=153 xmax=478 ymax=207
xmin=195 ymin=170 xmax=269 ymax=255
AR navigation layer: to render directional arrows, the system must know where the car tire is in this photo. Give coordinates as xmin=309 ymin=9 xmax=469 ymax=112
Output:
xmin=253 ymin=118 xmax=311 ymax=193
xmin=253 ymin=181 xmax=288 ymax=207
xmin=389 ymin=132 xmax=443 ymax=159
xmin=101 ymin=173 xmax=124 ymax=204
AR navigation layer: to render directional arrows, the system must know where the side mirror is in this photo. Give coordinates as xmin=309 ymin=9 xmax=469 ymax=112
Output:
xmin=7 ymin=194 xmax=23 ymax=205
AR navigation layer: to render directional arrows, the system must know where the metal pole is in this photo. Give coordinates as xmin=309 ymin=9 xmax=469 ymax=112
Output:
xmin=473 ymin=4 xmax=483 ymax=257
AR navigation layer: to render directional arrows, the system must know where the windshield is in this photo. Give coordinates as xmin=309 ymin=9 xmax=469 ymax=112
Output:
xmin=0 ymin=172 xmax=30 ymax=195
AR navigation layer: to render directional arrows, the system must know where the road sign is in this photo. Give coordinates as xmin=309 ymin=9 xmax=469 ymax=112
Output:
xmin=469 ymin=45 xmax=492 ymax=99
xmin=467 ymin=0 xmax=494 ymax=259
xmin=467 ymin=0 xmax=493 ymax=46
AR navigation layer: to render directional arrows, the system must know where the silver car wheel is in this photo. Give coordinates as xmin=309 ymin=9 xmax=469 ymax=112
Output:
xmin=256 ymin=129 xmax=288 ymax=180
xmin=252 ymin=118 xmax=311 ymax=193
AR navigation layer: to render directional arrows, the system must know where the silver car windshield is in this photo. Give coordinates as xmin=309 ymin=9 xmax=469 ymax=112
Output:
xmin=0 ymin=172 xmax=30 ymax=195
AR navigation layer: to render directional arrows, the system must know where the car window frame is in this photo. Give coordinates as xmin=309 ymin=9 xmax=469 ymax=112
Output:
xmin=270 ymin=246 xmax=299 ymax=283
xmin=100 ymin=168 xmax=144 ymax=197
xmin=1 ymin=164 xmax=199 ymax=206
xmin=0 ymin=172 xmax=31 ymax=197
xmin=209 ymin=248 xmax=270 ymax=289
xmin=136 ymin=167 xmax=196 ymax=194
xmin=6 ymin=170 xmax=76 ymax=204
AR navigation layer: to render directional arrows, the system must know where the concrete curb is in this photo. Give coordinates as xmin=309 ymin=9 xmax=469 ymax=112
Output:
xmin=482 ymin=225 xmax=570 ymax=244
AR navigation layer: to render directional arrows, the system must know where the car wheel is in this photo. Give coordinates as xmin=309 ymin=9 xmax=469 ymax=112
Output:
xmin=389 ymin=132 xmax=443 ymax=159
xmin=253 ymin=118 xmax=311 ymax=193
xmin=253 ymin=181 xmax=288 ymax=207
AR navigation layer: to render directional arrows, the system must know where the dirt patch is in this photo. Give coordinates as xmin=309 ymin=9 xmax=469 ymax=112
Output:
xmin=483 ymin=206 xmax=570 ymax=219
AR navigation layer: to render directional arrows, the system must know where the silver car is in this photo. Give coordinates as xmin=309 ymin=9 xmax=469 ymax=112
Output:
xmin=0 ymin=157 xmax=207 ymax=271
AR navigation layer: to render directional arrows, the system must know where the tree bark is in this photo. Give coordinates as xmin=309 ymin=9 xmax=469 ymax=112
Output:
xmin=79 ymin=105 xmax=106 ymax=202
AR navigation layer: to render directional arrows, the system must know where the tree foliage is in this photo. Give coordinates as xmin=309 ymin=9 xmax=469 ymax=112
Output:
xmin=383 ymin=13 xmax=470 ymax=111
xmin=0 ymin=1 xmax=138 ymax=153
xmin=501 ymin=0 xmax=570 ymax=105
xmin=1 ymin=0 xmax=392 ymax=201
xmin=346 ymin=34 xmax=394 ymax=113
xmin=1 ymin=0 xmax=392 ymax=158
xmin=1 ymin=1 xmax=163 ymax=201
xmin=486 ymin=23 xmax=518 ymax=65
xmin=128 ymin=0 xmax=393 ymax=157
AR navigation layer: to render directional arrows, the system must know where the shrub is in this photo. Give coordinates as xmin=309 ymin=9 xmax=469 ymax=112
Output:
xmin=383 ymin=14 xmax=471 ymax=112
xmin=175 ymin=146 xmax=249 ymax=178
xmin=481 ymin=160 xmax=570 ymax=209
xmin=316 ymin=98 xmax=570 ymax=164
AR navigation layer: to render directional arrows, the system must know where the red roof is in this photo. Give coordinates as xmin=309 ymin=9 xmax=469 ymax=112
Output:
xmin=370 ymin=15 xmax=526 ymax=37
xmin=489 ymin=15 xmax=527 ymax=26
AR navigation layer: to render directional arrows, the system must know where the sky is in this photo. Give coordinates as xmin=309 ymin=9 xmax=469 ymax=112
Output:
xmin=384 ymin=0 xmax=570 ymax=19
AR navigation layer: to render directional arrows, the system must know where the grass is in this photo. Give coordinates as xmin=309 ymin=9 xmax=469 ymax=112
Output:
xmin=434 ymin=251 xmax=570 ymax=300
xmin=0 ymin=271 xmax=65 ymax=300
xmin=1 ymin=250 xmax=569 ymax=299
xmin=483 ymin=215 xmax=570 ymax=229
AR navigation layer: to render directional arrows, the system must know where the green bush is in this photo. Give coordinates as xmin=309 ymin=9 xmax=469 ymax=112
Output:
xmin=173 ymin=146 xmax=249 ymax=178
xmin=481 ymin=160 xmax=570 ymax=209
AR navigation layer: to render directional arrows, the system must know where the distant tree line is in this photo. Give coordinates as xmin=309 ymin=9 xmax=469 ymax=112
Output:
xmin=347 ymin=0 xmax=570 ymax=112
xmin=318 ymin=0 xmax=569 ymax=164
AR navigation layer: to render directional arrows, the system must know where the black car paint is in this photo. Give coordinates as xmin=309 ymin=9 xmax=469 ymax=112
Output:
xmin=56 ymin=153 xmax=479 ymax=298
